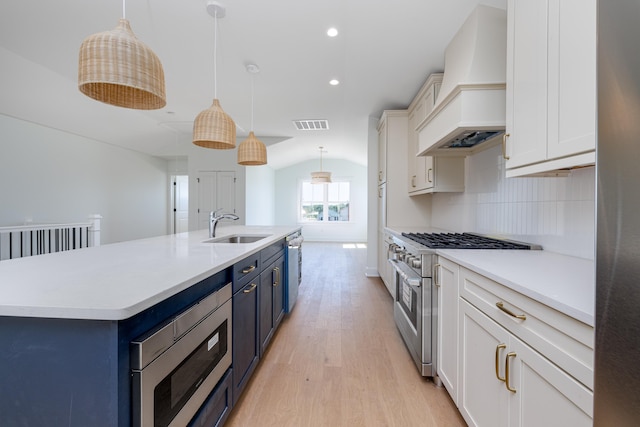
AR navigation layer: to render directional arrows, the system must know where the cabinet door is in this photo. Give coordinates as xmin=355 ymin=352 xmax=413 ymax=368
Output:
xmin=508 ymin=336 xmax=593 ymax=427
xmin=420 ymin=85 xmax=437 ymax=191
xmin=259 ymin=255 xmax=286 ymax=356
xmin=546 ymin=0 xmax=596 ymax=160
xmin=505 ymin=0 xmax=548 ymax=169
xmin=232 ymin=282 xmax=259 ymax=405
xmin=378 ymin=232 xmax=394 ymax=298
xmin=378 ymin=120 xmax=387 ymax=185
xmin=259 ymin=264 xmax=275 ymax=356
xmin=436 ymin=257 xmax=459 ymax=404
xmin=377 ymin=183 xmax=386 ymax=230
xmin=407 ymin=101 xmax=424 ymax=193
xmin=272 ymin=255 xmax=286 ymax=330
xmin=459 ymin=300 xmax=510 ymax=427
xmin=408 ymin=77 xmax=441 ymax=195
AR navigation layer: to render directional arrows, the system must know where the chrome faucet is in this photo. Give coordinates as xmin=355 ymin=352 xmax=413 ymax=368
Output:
xmin=209 ymin=209 xmax=239 ymax=237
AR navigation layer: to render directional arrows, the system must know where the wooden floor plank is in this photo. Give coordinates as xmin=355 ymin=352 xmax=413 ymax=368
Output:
xmin=226 ymin=242 xmax=465 ymax=427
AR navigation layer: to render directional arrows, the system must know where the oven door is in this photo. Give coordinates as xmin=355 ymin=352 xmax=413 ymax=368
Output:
xmin=132 ymin=292 xmax=232 ymax=427
xmin=390 ymin=260 xmax=434 ymax=376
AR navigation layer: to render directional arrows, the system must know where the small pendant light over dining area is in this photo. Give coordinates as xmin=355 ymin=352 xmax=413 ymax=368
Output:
xmin=78 ymin=0 xmax=166 ymax=110
xmin=311 ymin=146 xmax=332 ymax=184
xmin=238 ymin=63 xmax=267 ymax=165
xmin=193 ymin=1 xmax=236 ymax=150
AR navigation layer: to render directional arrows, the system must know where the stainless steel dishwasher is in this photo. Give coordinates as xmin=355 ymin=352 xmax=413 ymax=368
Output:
xmin=285 ymin=230 xmax=303 ymax=313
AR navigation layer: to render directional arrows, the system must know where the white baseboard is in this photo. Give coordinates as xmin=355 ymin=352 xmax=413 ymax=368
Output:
xmin=365 ymin=267 xmax=380 ymax=277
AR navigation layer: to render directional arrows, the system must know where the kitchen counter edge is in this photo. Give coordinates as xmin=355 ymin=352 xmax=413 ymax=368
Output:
xmin=436 ymin=249 xmax=594 ymax=327
xmin=0 ymin=226 xmax=301 ymax=321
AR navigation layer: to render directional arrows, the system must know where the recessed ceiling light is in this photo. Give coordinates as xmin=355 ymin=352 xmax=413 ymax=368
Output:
xmin=329 ymin=79 xmax=340 ymax=86
xmin=327 ymin=28 xmax=338 ymax=37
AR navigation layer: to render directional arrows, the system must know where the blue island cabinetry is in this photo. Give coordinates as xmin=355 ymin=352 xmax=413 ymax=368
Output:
xmin=232 ymin=238 xmax=287 ymax=406
xmin=0 ymin=227 xmax=298 ymax=427
xmin=0 ymin=268 xmax=230 ymax=427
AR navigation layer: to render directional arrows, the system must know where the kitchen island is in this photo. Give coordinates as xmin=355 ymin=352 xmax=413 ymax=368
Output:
xmin=0 ymin=225 xmax=300 ymax=427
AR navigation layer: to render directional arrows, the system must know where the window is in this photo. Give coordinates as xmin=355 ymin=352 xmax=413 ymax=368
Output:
xmin=300 ymin=181 xmax=350 ymax=222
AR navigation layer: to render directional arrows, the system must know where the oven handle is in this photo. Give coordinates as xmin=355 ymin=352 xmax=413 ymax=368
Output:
xmin=389 ymin=259 xmax=422 ymax=288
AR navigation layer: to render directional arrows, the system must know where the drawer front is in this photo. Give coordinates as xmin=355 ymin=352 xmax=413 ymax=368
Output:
xmin=187 ymin=368 xmax=233 ymax=427
xmin=459 ymin=267 xmax=594 ymax=390
xmin=233 ymin=254 xmax=260 ymax=294
xmin=261 ymin=239 xmax=286 ymax=266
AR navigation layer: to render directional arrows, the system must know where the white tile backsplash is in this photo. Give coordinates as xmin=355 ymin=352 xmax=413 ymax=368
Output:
xmin=431 ymin=145 xmax=595 ymax=259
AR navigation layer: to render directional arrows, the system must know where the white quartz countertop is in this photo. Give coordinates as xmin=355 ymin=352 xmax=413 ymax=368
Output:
xmin=0 ymin=225 xmax=300 ymax=321
xmin=436 ymin=249 xmax=595 ymax=326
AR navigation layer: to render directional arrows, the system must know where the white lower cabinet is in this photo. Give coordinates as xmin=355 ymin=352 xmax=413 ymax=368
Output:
xmin=436 ymin=257 xmax=459 ymax=404
xmin=459 ymin=299 xmax=509 ymax=427
xmin=436 ymin=257 xmax=594 ymax=427
xmin=378 ymin=230 xmax=394 ymax=298
xmin=508 ymin=336 xmax=593 ymax=427
xmin=459 ymin=300 xmax=592 ymax=427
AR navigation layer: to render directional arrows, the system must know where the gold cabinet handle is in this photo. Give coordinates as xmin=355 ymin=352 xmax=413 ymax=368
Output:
xmin=433 ymin=263 xmax=441 ymax=287
xmin=273 ymin=266 xmax=280 ymax=287
xmin=496 ymin=302 xmax=526 ymax=320
xmin=502 ymin=133 xmax=510 ymax=160
xmin=505 ymin=352 xmax=517 ymax=393
xmin=241 ymin=265 xmax=256 ymax=274
xmin=243 ymin=283 xmax=257 ymax=294
xmin=495 ymin=344 xmax=507 ymax=382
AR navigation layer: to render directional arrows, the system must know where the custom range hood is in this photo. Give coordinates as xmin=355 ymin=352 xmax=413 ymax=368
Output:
xmin=417 ymin=5 xmax=507 ymax=156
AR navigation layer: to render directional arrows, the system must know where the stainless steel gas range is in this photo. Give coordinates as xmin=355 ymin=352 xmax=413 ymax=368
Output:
xmin=388 ymin=232 xmax=540 ymax=382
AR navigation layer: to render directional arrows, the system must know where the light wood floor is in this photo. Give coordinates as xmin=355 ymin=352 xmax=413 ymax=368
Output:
xmin=225 ymin=242 xmax=465 ymax=427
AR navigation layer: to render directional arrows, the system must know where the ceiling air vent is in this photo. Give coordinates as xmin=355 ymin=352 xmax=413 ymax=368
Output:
xmin=292 ymin=119 xmax=329 ymax=131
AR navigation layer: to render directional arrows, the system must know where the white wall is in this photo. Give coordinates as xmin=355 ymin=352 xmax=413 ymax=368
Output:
xmin=275 ymin=159 xmax=368 ymax=242
xmin=245 ymin=165 xmax=276 ymax=226
xmin=0 ymin=114 xmax=169 ymax=244
xmin=431 ymin=144 xmax=595 ymax=259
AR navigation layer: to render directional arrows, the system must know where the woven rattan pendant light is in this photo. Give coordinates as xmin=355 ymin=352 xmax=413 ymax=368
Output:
xmin=193 ymin=1 xmax=236 ymax=150
xmin=311 ymin=147 xmax=332 ymax=184
xmin=238 ymin=64 xmax=267 ymax=165
xmin=78 ymin=0 xmax=166 ymax=110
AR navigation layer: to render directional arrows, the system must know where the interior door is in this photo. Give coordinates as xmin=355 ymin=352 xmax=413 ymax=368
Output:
xmin=172 ymin=175 xmax=189 ymax=234
xmin=197 ymin=171 xmax=236 ymax=230
xmin=216 ymin=171 xmax=236 ymax=214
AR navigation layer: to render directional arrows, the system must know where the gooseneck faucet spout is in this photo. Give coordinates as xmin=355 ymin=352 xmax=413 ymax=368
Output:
xmin=209 ymin=210 xmax=240 ymax=238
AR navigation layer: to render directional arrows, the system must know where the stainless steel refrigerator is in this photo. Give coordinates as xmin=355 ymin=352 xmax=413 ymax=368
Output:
xmin=595 ymin=1 xmax=640 ymax=425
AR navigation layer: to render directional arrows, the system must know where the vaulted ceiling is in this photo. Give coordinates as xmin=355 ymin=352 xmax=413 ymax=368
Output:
xmin=0 ymin=0 xmax=506 ymax=169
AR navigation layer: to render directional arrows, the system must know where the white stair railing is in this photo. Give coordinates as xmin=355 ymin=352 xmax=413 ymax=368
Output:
xmin=0 ymin=214 xmax=102 ymax=261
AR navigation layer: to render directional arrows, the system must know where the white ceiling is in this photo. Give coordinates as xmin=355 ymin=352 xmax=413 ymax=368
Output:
xmin=0 ymin=0 xmax=506 ymax=170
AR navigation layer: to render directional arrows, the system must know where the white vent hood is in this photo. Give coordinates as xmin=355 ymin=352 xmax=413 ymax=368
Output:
xmin=417 ymin=5 xmax=507 ymax=156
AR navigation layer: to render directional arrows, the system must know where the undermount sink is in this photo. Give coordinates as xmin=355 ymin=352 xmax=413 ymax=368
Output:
xmin=203 ymin=234 xmax=271 ymax=244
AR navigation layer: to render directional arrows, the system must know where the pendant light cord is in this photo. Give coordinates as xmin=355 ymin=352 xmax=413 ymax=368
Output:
xmin=213 ymin=9 xmax=218 ymax=99
xmin=250 ymin=73 xmax=255 ymax=131
xmin=122 ymin=0 xmax=126 ymax=19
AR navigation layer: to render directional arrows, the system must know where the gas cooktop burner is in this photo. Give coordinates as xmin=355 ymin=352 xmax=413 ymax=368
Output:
xmin=401 ymin=232 xmax=539 ymax=250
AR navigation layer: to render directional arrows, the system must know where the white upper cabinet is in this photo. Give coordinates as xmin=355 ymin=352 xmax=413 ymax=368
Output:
xmin=378 ymin=119 xmax=388 ymax=185
xmin=408 ymin=73 xmax=464 ymax=195
xmin=505 ymin=0 xmax=596 ymax=177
